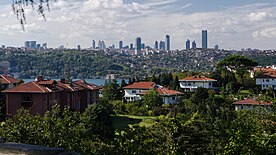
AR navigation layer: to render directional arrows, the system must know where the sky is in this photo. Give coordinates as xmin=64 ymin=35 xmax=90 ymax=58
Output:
xmin=0 ymin=0 xmax=276 ymax=50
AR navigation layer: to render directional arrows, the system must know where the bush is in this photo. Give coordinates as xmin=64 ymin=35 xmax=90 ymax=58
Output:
xmin=112 ymin=100 xmax=127 ymax=114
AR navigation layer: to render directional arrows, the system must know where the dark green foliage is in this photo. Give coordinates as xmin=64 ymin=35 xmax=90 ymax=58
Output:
xmin=102 ymin=79 xmax=122 ymax=100
xmin=141 ymin=90 xmax=163 ymax=109
xmin=81 ymin=103 xmax=114 ymax=140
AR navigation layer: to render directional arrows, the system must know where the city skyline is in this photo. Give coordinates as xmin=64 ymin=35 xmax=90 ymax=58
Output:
xmin=0 ymin=0 xmax=276 ymax=50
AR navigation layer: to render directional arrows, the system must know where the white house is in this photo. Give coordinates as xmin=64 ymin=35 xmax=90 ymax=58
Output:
xmin=233 ymin=99 xmax=272 ymax=111
xmin=140 ymin=87 xmax=182 ymax=104
xmin=254 ymin=66 xmax=276 ymax=90
xmin=123 ymin=82 xmax=157 ymax=102
xmin=179 ymin=76 xmax=217 ymax=92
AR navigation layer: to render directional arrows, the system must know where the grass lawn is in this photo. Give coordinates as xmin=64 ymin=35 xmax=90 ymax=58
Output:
xmin=112 ymin=115 xmax=157 ymax=130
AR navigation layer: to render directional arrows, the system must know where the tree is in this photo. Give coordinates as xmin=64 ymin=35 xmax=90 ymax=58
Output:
xmin=142 ymin=90 xmax=163 ymax=109
xmin=102 ymin=79 xmax=122 ymax=100
xmin=81 ymin=103 xmax=114 ymax=140
xmin=218 ymin=55 xmax=258 ymax=86
xmin=12 ymin=0 xmax=54 ymax=30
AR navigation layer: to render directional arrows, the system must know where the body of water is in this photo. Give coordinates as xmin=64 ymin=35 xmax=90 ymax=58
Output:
xmin=22 ymin=79 xmax=127 ymax=86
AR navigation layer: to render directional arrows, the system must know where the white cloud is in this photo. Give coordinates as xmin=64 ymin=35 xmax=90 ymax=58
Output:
xmin=0 ymin=1 xmax=276 ymax=50
xmin=253 ymin=27 xmax=276 ymax=39
xmin=247 ymin=11 xmax=273 ymax=22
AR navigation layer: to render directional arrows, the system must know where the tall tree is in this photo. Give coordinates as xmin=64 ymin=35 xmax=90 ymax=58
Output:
xmin=217 ymin=55 xmax=258 ymax=86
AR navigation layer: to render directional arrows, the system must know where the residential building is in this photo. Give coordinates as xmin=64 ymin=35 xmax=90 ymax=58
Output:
xmin=140 ymin=87 xmax=182 ymax=104
xmin=123 ymin=82 xmax=157 ymax=102
xmin=233 ymin=99 xmax=272 ymax=111
xmin=3 ymin=76 xmax=101 ymax=116
xmin=255 ymin=66 xmax=276 ymax=90
xmin=202 ymin=30 xmax=208 ymax=49
xmin=179 ymin=76 xmax=217 ymax=92
xmin=0 ymin=75 xmax=17 ymax=90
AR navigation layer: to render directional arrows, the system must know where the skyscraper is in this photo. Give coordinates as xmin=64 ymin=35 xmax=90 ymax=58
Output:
xmin=92 ymin=40 xmax=96 ymax=49
xmin=77 ymin=45 xmax=81 ymax=51
xmin=141 ymin=43 xmax=145 ymax=50
xmin=119 ymin=41 xmax=123 ymax=49
xmin=202 ymin=30 xmax=208 ymax=49
xmin=165 ymin=35 xmax=170 ymax=51
xmin=192 ymin=41 xmax=196 ymax=49
xmin=135 ymin=37 xmax=142 ymax=55
xmin=214 ymin=45 xmax=219 ymax=51
xmin=130 ymin=44 xmax=133 ymax=50
xmin=155 ymin=41 xmax=158 ymax=50
xmin=186 ymin=39 xmax=190 ymax=50
xmin=159 ymin=41 xmax=163 ymax=50
xmin=98 ymin=40 xmax=102 ymax=49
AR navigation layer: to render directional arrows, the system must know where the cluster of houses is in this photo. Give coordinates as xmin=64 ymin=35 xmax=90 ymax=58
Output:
xmin=0 ymin=65 xmax=276 ymax=116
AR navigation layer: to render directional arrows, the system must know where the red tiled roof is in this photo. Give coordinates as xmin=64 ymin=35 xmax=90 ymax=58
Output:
xmin=37 ymin=80 xmax=56 ymax=85
xmin=74 ymin=80 xmax=102 ymax=90
xmin=140 ymin=87 xmax=182 ymax=96
xmin=0 ymin=75 xmax=17 ymax=84
xmin=233 ymin=99 xmax=272 ymax=106
xmin=254 ymin=67 xmax=276 ymax=78
xmin=180 ymin=76 xmax=216 ymax=81
xmin=123 ymin=82 xmax=155 ymax=89
xmin=3 ymin=82 xmax=52 ymax=93
xmin=57 ymin=81 xmax=84 ymax=92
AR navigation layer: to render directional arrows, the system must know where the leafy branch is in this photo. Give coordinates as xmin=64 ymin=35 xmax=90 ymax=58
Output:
xmin=12 ymin=0 xmax=54 ymax=31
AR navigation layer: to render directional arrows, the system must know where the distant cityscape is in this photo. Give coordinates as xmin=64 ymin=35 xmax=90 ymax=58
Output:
xmin=1 ymin=30 xmax=222 ymax=54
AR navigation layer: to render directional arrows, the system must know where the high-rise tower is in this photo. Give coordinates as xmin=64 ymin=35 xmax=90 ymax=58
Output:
xmin=135 ymin=37 xmax=142 ymax=55
xmin=202 ymin=30 xmax=208 ymax=49
xmin=165 ymin=35 xmax=170 ymax=51
xmin=186 ymin=39 xmax=190 ymax=50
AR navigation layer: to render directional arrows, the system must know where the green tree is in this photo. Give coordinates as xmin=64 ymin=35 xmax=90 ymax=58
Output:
xmin=102 ymin=79 xmax=122 ymax=100
xmin=81 ymin=103 xmax=114 ymax=140
xmin=142 ymin=90 xmax=163 ymax=109
xmin=218 ymin=55 xmax=258 ymax=86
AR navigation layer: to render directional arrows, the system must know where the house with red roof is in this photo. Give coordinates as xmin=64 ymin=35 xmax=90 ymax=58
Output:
xmin=233 ymin=99 xmax=272 ymax=111
xmin=0 ymin=75 xmax=17 ymax=90
xmin=179 ymin=76 xmax=217 ymax=92
xmin=3 ymin=76 xmax=101 ymax=116
xmin=139 ymin=87 xmax=182 ymax=104
xmin=123 ymin=82 xmax=158 ymax=102
xmin=254 ymin=66 xmax=276 ymax=90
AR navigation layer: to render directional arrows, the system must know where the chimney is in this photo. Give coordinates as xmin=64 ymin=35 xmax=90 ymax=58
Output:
xmin=60 ymin=78 xmax=66 ymax=83
xmin=36 ymin=75 xmax=43 ymax=82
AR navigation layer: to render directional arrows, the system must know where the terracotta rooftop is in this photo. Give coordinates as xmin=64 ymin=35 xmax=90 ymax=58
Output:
xmin=36 ymin=80 xmax=56 ymax=85
xmin=140 ymin=87 xmax=182 ymax=96
xmin=123 ymin=82 xmax=156 ymax=89
xmin=233 ymin=99 xmax=272 ymax=106
xmin=254 ymin=67 xmax=276 ymax=78
xmin=3 ymin=82 xmax=53 ymax=93
xmin=74 ymin=80 xmax=102 ymax=91
xmin=179 ymin=76 xmax=217 ymax=81
xmin=0 ymin=75 xmax=17 ymax=84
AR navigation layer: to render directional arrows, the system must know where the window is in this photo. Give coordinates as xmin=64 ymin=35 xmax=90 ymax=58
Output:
xmin=266 ymin=79 xmax=269 ymax=82
xmin=172 ymin=96 xmax=175 ymax=100
xmin=132 ymin=90 xmax=137 ymax=94
xmin=21 ymin=95 xmax=33 ymax=108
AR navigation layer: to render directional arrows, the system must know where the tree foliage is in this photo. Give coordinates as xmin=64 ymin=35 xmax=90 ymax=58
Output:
xmin=12 ymin=0 xmax=54 ymax=30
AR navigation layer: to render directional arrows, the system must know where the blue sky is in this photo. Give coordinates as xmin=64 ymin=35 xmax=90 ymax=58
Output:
xmin=0 ymin=0 xmax=276 ymax=50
